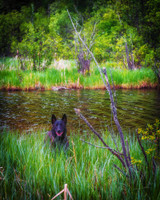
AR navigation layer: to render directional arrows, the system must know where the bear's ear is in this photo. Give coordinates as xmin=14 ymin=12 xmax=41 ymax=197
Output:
xmin=51 ymin=114 xmax=57 ymax=124
xmin=62 ymin=114 xmax=67 ymax=124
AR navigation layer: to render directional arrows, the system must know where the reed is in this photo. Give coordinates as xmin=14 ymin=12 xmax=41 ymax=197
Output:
xmin=0 ymin=130 xmax=159 ymax=199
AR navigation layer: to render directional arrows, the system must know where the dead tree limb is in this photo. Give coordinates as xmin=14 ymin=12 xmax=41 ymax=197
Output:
xmin=75 ymin=109 xmax=126 ymax=168
xmin=68 ymin=10 xmax=132 ymax=178
xmin=102 ymin=68 xmax=132 ymax=178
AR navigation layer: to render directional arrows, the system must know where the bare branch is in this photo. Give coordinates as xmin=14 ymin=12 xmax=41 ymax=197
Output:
xmin=67 ymin=188 xmax=74 ymax=200
xmin=80 ymin=138 xmax=108 ymax=149
xmin=75 ymin=108 xmax=126 ymax=168
xmin=51 ymin=189 xmax=64 ymax=200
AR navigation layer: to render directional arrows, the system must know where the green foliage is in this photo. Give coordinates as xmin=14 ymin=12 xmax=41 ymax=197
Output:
xmin=113 ymin=0 xmax=160 ymax=64
xmin=11 ymin=7 xmax=55 ymax=71
xmin=0 ymin=1 xmax=160 ymax=68
xmin=0 ymin=10 xmax=24 ymax=55
xmin=49 ymin=9 xmax=74 ymax=59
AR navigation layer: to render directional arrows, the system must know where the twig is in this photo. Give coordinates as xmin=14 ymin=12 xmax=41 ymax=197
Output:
xmin=51 ymin=184 xmax=73 ymax=200
xmin=64 ymin=184 xmax=67 ymax=200
xmin=67 ymin=188 xmax=74 ymax=200
xmin=113 ymin=164 xmax=129 ymax=178
xmin=80 ymin=138 xmax=108 ymax=149
xmin=51 ymin=189 xmax=64 ymax=200
xmin=80 ymin=138 xmax=123 ymax=155
xmin=51 ymin=184 xmax=74 ymax=200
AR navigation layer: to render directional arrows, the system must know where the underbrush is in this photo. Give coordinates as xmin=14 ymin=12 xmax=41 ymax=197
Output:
xmin=0 ymin=130 xmax=159 ymax=199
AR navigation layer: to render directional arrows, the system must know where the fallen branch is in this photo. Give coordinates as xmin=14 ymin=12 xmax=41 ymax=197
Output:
xmin=51 ymin=189 xmax=64 ymax=200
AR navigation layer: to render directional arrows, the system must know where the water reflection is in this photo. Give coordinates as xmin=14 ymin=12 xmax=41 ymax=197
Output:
xmin=0 ymin=89 xmax=160 ymax=134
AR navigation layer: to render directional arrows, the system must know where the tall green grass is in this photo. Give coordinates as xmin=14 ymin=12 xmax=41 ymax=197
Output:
xmin=0 ymin=130 xmax=159 ymax=199
xmin=0 ymin=67 xmax=157 ymax=90
xmin=0 ymin=58 xmax=157 ymax=89
xmin=0 ymin=57 xmax=19 ymax=70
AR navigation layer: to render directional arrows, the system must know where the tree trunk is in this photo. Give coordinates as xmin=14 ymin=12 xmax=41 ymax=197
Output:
xmin=125 ymin=42 xmax=133 ymax=70
xmin=78 ymin=52 xmax=90 ymax=75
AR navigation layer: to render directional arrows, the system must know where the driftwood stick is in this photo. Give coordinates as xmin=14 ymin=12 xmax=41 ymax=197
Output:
xmin=67 ymin=188 xmax=74 ymax=200
xmin=51 ymin=189 xmax=64 ymax=200
xmin=75 ymin=108 xmax=126 ymax=168
xmin=64 ymin=184 xmax=67 ymax=200
xmin=51 ymin=184 xmax=73 ymax=200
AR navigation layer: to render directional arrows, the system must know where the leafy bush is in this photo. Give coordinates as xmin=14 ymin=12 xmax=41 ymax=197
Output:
xmin=138 ymin=119 xmax=160 ymax=160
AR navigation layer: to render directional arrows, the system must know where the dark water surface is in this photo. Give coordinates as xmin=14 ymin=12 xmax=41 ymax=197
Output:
xmin=0 ymin=89 xmax=160 ymax=134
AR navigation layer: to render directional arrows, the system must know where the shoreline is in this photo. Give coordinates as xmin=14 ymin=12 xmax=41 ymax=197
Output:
xmin=0 ymin=67 xmax=158 ymax=91
xmin=0 ymin=83 xmax=158 ymax=91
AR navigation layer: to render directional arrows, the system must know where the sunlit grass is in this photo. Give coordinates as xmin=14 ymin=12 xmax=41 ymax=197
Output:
xmin=0 ymin=58 xmax=157 ymax=90
xmin=0 ymin=130 xmax=159 ymax=199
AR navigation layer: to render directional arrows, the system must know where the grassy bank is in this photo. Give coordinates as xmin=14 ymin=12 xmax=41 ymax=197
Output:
xmin=0 ymin=130 xmax=159 ymax=199
xmin=0 ymin=58 xmax=157 ymax=90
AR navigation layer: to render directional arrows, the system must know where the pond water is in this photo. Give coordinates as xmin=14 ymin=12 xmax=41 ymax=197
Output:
xmin=0 ymin=89 xmax=160 ymax=134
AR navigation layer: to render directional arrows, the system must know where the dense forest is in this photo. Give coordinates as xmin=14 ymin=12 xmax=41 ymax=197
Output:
xmin=0 ymin=0 xmax=160 ymax=71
